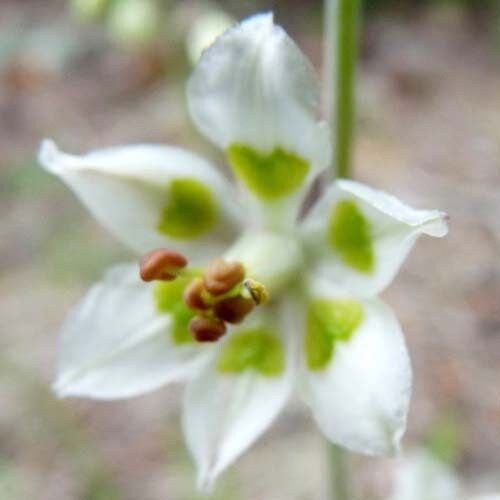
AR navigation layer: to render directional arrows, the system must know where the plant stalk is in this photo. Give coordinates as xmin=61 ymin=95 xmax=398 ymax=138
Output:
xmin=324 ymin=0 xmax=361 ymax=179
xmin=329 ymin=442 xmax=351 ymax=500
xmin=323 ymin=0 xmax=361 ymax=498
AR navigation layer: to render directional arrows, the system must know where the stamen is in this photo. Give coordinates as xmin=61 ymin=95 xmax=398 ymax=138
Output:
xmin=243 ymin=279 xmax=269 ymax=305
xmin=177 ymin=257 xmax=269 ymax=343
xmin=203 ymin=258 xmax=245 ymax=296
xmin=213 ymin=296 xmax=254 ymax=324
xmin=139 ymin=248 xmax=188 ymax=282
xmin=183 ymin=277 xmax=211 ymax=310
xmin=189 ymin=315 xmax=226 ymax=342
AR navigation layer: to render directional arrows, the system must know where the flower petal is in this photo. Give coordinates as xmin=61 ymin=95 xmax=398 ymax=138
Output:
xmin=187 ymin=13 xmax=331 ymax=219
xmin=300 ymin=179 xmax=449 ymax=296
xmin=182 ymin=307 xmax=294 ymax=490
xmin=38 ymin=140 xmax=243 ymax=261
xmin=54 ymin=264 xmax=211 ymax=400
xmin=300 ymin=279 xmax=412 ymax=455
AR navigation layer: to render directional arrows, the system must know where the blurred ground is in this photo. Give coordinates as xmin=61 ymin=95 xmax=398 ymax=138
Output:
xmin=0 ymin=1 xmax=499 ymax=499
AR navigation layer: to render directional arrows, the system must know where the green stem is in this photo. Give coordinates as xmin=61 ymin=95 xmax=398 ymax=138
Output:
xmin=329 ymin=443 xmax=351 ymax=500
xmin=323 ymin=2 xmax=361 ymax=497
xmin=325 ymin=0 xmax=361 ymax=179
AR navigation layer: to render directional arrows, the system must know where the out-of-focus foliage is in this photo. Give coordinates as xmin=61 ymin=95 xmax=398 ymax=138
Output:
xmin=66 ymin=0 xmax=500 ymax=58
xmin=425 ymin=413 xmax=465 ymax=466
xmin=71 ymin=0 xmax=165 ymax=46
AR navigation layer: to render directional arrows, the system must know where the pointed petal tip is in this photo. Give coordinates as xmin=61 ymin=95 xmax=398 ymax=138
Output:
xmin=38 ymin=139 xmax=75 ymax=177
xmin=335 ymin=178 xmax=450 ymax=238
xmin=38 ymin=138 xmax=60 ymax=173
xmin=319 ymin=430 xmax=403 ymax=459
xmin=52 ymin=377 xmax=71 ymax=399
xmin=373 ymin=417 xmax=407 ymax=457
xmin=206 ymin=11 xmax=274 ymax=49
xmin=441 ymin=210 xmax=450 ymax=228
xmin=188 ymin=8 xmax=327 ymax=174
xmin=196 ymin=469 xmax=216 ymax=494
xmin=52 ymin=373 xmax=86 ymax=400
xmin=242 ymin=11 xmax=274 ymax=27
xmin=422 ymin=210 xmax=450 ymax=238
xmin=390 ymin=428 xmax=404 ymax=457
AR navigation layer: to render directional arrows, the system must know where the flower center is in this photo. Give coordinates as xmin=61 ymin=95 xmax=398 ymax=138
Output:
xmin=183 ymin=257 xmax=268 ymax=342
xmin=139 ymin=249 xmax=268 ymax=343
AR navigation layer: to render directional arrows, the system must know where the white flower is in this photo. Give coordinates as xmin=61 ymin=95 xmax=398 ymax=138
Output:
xmin=38 ymin=13 xmax=448 ymax=490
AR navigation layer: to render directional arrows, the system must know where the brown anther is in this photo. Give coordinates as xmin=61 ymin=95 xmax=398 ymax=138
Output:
xmin=189 ymin=315 xmax=227 ymax=342
xmin=183 ymin=278 xmax=211 ymax=311
xmin=139 ymin=248 xmax=187 ymax=282
xmin=203 ymin=258 xmax=245 ymax=296
xmin=213 ymin=296 xmax=254 ymax=324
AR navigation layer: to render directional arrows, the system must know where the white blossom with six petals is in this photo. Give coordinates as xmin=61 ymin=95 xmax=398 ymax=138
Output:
xmin=39 ymin=13 xmax=448 ymax=490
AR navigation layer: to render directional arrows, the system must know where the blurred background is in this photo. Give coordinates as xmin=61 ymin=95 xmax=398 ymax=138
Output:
xmin=1 ymin=0 xmax=499 ymax=498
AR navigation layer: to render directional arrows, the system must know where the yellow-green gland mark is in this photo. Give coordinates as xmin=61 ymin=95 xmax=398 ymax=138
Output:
xmin=305 ymin=299 xmax=363 ymax=370
xmin=217 ymin=328 xmax=285 ymax=376
xmin=328 ymin=199 xmax=374 ymax=273
xmin=227 ymin=143 xmax=309 ymax=201
xmin=157 ymin=178 xmax=216 ymax=239
xmin=154 ymin=278 xmax=195 ymax=344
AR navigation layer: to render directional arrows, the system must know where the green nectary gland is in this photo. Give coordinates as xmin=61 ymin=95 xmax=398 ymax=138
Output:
xmin=305 ymin=299 xmax=363 ymax=370
xmin=328 ymin=199 xmax=375 ymax=273
xmin=154 ymin=278 xmax=196 ymax=345
xmin=156 ymin=178 xmax=216 ymax=239
xmin=170 ymin=305 xmax=194 ymax=344
xmin=217 ymin=328 xmax=285 ymax=376
xmin=227 ymin=143 xmax=309 ymax=201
